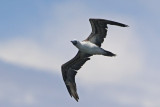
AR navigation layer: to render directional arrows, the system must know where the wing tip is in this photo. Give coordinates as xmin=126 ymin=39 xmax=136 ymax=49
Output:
xmin=123 ymin=24 xmax=129 ymax=27
xmin=70 ymin=85 xmax=79 ymax=102
xmin=73 ymin=93 xmax=79 ymax=102
xmin=89 ymin=18 xmax=129 ymax=27
xmin=65 ymin=81 xmax=79 ymax=102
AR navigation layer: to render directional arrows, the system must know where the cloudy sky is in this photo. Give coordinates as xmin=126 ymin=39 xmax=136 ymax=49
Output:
xmin=0 ymin=0 xmax=160 ymax=107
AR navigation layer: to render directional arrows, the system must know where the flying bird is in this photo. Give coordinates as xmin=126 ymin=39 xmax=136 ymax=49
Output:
xmin=61 ymin=18 xmax=128 ymax=102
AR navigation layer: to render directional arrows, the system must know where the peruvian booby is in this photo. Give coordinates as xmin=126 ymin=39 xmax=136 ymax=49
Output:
xmin=61 ymin=18 xmax=128 ymax=102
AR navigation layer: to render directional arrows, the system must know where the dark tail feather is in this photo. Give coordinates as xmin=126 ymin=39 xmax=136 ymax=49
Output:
xmin=103 ymin=50 xmax=116 ymax=57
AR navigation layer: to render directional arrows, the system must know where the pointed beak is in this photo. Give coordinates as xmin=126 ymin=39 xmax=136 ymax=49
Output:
xmin=71 ymin=40 xmax=77 ymax=45
xmin=70 ymin=40 xmax=74 ymax=43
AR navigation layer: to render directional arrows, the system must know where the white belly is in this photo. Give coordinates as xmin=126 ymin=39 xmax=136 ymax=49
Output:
xmin=77 ymin=41 xmax=104 ymax=55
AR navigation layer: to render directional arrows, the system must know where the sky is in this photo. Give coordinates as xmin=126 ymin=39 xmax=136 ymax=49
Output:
xmin=0 ymin=0 xmax=160 ymax=107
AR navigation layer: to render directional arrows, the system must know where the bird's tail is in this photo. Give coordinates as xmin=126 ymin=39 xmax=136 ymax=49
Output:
xmin=102 ymin=50 xmax=116 ymax=57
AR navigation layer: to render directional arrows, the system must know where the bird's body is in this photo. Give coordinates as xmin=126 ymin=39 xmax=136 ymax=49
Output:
xmin=75 ymin=41 xmax=105 ymax=55
xmin=61 ymin=18 xmax=128 ymax=102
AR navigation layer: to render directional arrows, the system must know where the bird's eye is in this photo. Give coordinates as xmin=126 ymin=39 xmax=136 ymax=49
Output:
xmin=73 ymin=41 xmax=77 ymax=45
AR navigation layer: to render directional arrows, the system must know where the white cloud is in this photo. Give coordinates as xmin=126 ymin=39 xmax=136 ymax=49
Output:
xmin=12 ymin=93 xmax=36 ymax=105
xmin=0 ymin=39 xmax=62 ymax=72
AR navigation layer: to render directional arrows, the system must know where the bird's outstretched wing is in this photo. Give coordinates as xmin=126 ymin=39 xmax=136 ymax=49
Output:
xmin=85 ymin=18 xmax=129 ymax=47
xmin=61 ymin=51 xmax=91 ymax=101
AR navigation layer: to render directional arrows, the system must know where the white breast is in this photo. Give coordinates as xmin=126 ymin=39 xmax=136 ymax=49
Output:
xmin=76 ymin=41 xmax=104 ymax=55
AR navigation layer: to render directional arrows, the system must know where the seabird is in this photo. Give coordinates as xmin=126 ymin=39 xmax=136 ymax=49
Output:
xmin=61 ymin=18 xmax=128 ymax=101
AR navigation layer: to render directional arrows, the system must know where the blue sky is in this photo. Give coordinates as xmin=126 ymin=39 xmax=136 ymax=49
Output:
xmin=0 ymin=0 xmax=160 ymax=107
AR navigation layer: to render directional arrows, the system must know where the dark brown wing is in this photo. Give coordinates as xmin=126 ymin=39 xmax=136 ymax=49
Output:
xmin=61 ymin=51 xmax=91 ymax=102
xmin=85 ymin=18 xmax=129 ymax=47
